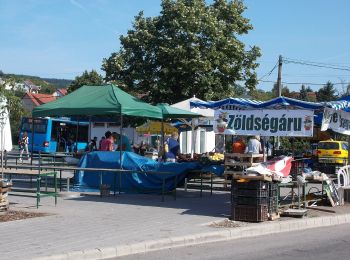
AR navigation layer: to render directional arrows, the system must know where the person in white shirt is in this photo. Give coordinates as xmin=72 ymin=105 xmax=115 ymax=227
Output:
xmin=245 ymin=135 xmax=262 ymax=154
xmin=19 ymin=132 xmax=30 ymax=161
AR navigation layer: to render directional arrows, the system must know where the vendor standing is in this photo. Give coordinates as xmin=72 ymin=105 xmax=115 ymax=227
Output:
xmin=245 ymin=136 xmax=262 ymax=154
xmin=112 ymin=132 xmax=132 ymax=152
xmin=164 ymin=132 xmax=180 ymax=162
xmin=232 ymin=137 xmax=246 ymax=154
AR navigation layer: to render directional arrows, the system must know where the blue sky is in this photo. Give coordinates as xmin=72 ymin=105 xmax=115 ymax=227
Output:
xmin=0 ymin=0 xmax=350 ymax=93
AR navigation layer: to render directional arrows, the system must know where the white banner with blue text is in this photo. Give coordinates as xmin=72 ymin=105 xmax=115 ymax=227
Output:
xmin=214 ymin=109 xmax=314 ymax=137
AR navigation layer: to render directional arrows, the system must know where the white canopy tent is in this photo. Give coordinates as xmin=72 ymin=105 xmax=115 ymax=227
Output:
xmin=171 ymin=96 xmax=216 ymax=154
xmin=0 ymin=98 xmax=12 ymax=151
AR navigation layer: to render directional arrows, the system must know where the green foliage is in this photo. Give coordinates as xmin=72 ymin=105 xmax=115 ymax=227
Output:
xmin=317 ymin=81 xmax=337 ymax=102
xmin=298 ymin=85 xmax=316 ymax=101
xmin=102 ymin=0 xmax=261 ymax=104
xmin=1 ymin=73 xmax=71 ymax=90
xmin=248 ymin=89 xmax=273 ymax=101
xmin=68 ymin=70 xmax=104 ymax=93
xmin=271 ymin=83 xmax=290 ymax=97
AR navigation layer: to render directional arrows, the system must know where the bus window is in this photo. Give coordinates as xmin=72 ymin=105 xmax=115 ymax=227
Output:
xmin=21 ymin=118 xmax=48 ymax=133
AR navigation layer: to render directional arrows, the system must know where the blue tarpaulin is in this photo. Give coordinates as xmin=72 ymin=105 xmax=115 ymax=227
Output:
xmin=75 ymin=151 xmax=201 ymax=192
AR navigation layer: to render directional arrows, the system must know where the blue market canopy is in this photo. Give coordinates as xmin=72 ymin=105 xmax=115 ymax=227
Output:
xmin=190 ymin=96 xmax=350 ymax=111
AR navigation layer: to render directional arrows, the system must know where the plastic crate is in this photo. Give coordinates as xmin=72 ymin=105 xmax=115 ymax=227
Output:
xmin=232 ymin=196 xmax=269 ymax=206
xmin=269 ymin=188 xmax=278 ymax=197
xmin=269 ymin=182 xmax=279 ymax=191
xmin=268 ymin=197 xmax=278 ymax=213
xmin=232 ymin=180 xmax=269 ymax=190
xmin=231 ymin=204 xmax=268 ymax=222
xmin=232 ymin=188 xmax=269 ymax=198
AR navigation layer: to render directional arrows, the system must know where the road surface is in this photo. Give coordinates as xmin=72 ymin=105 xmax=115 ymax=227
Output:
xmin=116 ymin=223 xmax=350 ymax=260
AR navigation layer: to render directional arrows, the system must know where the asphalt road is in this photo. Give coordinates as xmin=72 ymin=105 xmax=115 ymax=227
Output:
xmin=116 ymin=223 xmax=350 ymax=260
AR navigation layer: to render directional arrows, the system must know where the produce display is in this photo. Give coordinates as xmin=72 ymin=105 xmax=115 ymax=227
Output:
xmin=177 ymin=153 xmax=224 ymax=164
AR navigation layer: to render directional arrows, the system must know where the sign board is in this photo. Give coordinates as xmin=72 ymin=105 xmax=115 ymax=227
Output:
xmin=321 ymin=107 xmax=350 ymax=135
xmin=214 ymin=109 xmax=314 ymax=137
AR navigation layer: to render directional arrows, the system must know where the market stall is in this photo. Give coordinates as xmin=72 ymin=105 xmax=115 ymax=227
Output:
xmin=32 ymin=85 xmax=208 ymax=194
xmin=191 ymin=96 xmax=350 ymax=221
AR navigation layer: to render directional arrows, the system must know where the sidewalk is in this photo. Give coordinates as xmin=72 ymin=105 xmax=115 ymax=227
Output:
xmin=2 ymin=190 xmax=350 ymax=260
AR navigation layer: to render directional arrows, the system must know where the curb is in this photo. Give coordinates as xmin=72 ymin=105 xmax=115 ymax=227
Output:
xmin=33 ymin=213 xmax=350 ymax=260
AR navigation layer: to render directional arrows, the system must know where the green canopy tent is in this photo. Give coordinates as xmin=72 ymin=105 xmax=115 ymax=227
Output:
xmin=32 ymin=85 xmax=163 ymax=119
xmin=32 ymin=84 xmax=163 ymax=166
xmin=156 ymin=103 xmax=202 ymax=119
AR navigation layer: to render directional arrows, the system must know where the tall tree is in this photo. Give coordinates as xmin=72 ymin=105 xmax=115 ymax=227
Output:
xmin=68 ymin=70 xmax=104 ymax=93
xmin=317 ymin=81 xmax=337 ymax=102
xmin=272 ymin=83 xmax=290 ymax=97
xmin=102 ymin=0 xmax=261 ymax=104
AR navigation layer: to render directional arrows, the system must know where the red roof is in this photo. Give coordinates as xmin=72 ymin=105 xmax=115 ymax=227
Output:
xmin=24 ymin=93 xmax=56 ymax=106
xmin=57 ymin=88 xmax=67 ymax=96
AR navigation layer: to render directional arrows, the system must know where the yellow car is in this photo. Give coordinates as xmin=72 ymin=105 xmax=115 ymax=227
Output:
xmin=317 ymin=140 xmax=348 ymax=164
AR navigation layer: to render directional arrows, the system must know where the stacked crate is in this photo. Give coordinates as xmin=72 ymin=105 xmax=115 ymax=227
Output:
xmin=231 ymin=180 xmax=269 ymax=222
xmin=268 ymin=182 xmax=279 ymax=215
xmin=0 ymin=179 xmax=12 ymax=213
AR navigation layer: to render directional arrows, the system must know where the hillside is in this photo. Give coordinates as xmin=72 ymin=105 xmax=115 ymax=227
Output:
xmin=0 ymin=71 xmax=72 ymax=89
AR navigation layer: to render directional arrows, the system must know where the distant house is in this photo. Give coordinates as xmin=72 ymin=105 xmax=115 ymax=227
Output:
xmin=23 ymin=80 xmax=40 ymax=93
xmin=22 ymin=92 xmax=56 ymax=112
xmin=52 ymin=88 xmax=67 ymax=98
xmin=289 ymin=91 xmax=317 ymax=101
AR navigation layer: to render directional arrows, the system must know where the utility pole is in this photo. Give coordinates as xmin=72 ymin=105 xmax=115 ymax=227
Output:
xmin=276 ymin=55 xmax=283 ymax=97
xmin=276 ymin=55 xmax=283 ymax=151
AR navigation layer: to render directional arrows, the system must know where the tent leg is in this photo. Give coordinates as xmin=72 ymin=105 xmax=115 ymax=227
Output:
xmin=31 ymin=118 xmax=35 ymax=165
xmin=161 ymin=119 xmax=165 ymax=161
xmin=120 ymin=113 xmax=123 ymax=169
xmin=75 ymin=117 xmax=79 ymax=153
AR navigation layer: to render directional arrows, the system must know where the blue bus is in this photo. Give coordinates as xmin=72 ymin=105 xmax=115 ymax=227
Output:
xmin=20 ymin=117 xmax=89 ymax=153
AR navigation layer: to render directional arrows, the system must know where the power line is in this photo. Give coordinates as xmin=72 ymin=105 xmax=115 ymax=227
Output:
xmin=258 ymin=61 xmax=278 ymax=81
xmin=283 ymin=57 xmax=350 ymax=72
xmin=259 ymin=79 xmax=350 ymax=86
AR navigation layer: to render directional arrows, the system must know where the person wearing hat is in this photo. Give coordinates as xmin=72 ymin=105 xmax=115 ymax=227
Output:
xmin=245 ymin=135 xmax=262 ymax=154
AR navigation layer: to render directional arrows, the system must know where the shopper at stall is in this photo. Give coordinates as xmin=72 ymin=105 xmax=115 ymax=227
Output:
xmin=164 ymin=132 xmax=180 ymax=162
xmin=88 ymin=137 xmax=98 ymax=151
xmin=99 ymin=136 xmax=105 ymax=150
xmin=245 ymin=135 xmax=262 ymax=154
xmin=100 ymin=131 xmax=114 ymax=151
xmin=19 ymin=131 xmax=30 ymax=161
xmin=232 ymin=137 xmax=246 ymax=154
xmin=112 ymin=132 xmax=132 ymax=152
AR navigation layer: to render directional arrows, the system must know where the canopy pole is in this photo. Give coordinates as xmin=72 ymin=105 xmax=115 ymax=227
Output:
xmin=30 ymin=118 xmax=34 ymax=165
xmin=120 ymin=112 xmax=123 ymax=169
xmin=88 ymin=116 xmax=91 ymax=141
xmin=75 ymin=117 xmax=79 ymax=153
xmin=348 ymin=136 xmax=350 ymax=165
xmin=161 ymin=118 xmax=165 ymax=161
xmin=191 ymin=120 xmax=195 ymax=158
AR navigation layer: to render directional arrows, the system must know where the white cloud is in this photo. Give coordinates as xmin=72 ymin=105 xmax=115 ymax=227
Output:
xmin=69 ymin=0 xmax=87 ymax=12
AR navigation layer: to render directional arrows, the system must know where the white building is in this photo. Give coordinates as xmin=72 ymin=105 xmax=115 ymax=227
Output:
xmin=171 ymin=97 xmax=216 ymax=154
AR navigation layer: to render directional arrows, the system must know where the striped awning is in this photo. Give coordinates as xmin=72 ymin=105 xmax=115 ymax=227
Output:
xmin=190 ymin=96 xmax=350 ymax=111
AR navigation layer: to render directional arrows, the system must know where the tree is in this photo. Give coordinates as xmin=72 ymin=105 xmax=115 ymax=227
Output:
xmin=317 ymin=81 xmax=337 ymax=102
xmin=272 ymin=83 xmax=290 ymax=97
xmin=68 ymin=70 xmax=104 ymax=93
xmin=102 ymin=0 xmax=261 ymax=104
xmin=249 ymin=89 xmax=273 ymax=101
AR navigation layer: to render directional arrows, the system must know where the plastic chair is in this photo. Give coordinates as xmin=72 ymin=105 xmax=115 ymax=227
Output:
xmin=337 ymin=166 xmax=350 ymax=205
